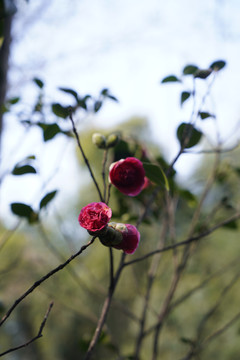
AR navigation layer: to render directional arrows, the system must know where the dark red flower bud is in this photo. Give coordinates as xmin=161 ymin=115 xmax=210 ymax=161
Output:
xmin=109 ymin=157 xmax=145 ymax=196
xmin=110 ymin=223 xmax=140 ymax=254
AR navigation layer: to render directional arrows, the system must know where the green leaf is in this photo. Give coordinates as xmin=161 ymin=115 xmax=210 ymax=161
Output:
xmin=177 ymin=123 xmax=202 ymax=148
xmin=183 ymin=64 xmax=198 ymax=75
xmin=181 ymin=91 xmax=191 ymax=106
xmin=143 ymin=162 xmax=169 ymax=191
xmin=101 ymin=88 xmax=118 ymax=102
xmin=51 ymin=103 xmax=69 ymax=119
xmin=223 ymin=220 xmax=238 ymax=230
xmin=94 ymin=100 xmax=102 ymax=112
xmin=194 ymin=69 xmax=212 ymax=79
xmin=161 ymin=75 xmax=181 ymax=83
xmin=210 ymin=60 xmax=226 ymax=71
xmin=33 ymin=78 xmax=44 ymax=89
xmin=199 ymin=111 xmax=215 ymax=120
xmin=43 ymin=123 xmax=61 ymax=141
xmin=178 ymin=189 xmax=197 ymax=207
xmin=8 ymin=97 xmax=20 ymax=105
xmin=39 ymin=190 xmax=58 ymax=210
xmin=12 ymin=165 xmax=37 ymax=176
xmin=59 ymin=87 xmax=78 ymax=101
xmin=11 ymin=203 xmax=38 ymax=223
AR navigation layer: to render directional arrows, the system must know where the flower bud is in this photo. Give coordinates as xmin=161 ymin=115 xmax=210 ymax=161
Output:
xmin=92 ymin=133 xmax=107 ymax=149
xmin=109 ymin=157 xmax=145 ymax=196
xmin=106 ymin=133 xmax=119 ymax=148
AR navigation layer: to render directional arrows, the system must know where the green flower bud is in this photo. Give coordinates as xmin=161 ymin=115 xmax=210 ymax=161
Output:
xmin=92 ymin=133 xmax=106 ymax=149
xmin=106 ymin=133 xmax=119 ymax=148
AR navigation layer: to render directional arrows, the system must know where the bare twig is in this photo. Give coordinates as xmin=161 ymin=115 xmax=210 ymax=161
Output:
xmin=0 ymin=302 xmax=54 ymax=357
xmin=0 ymin=237 xmax=96 ymax=327
xmin=124 ymin=212 xmax=240 ymax=267
xmin=69 ymin=110 xmax=103 ymax=202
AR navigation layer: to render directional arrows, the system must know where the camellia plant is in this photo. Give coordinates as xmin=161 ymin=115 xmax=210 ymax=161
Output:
xmin=1 ymin=59 xmax=240 ymax=360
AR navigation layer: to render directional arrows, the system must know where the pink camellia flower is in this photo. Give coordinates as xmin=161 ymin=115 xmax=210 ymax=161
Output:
xmin=78 ymin=202 xmax=112 ymax=233
xmin=109 ymin=157 xmax=145 ymax=196
xmin=107 ymin=223 xmax=140 ymax=254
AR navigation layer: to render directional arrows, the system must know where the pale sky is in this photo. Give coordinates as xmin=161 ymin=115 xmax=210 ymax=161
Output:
xmin=1 ymin=0 xmax=240 ymax=223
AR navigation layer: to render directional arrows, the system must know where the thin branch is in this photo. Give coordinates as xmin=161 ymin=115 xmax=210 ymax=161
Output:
xmin=84 ymin=253 xmax=126 ymax=360
xmin=69 ymin=110 xmax=103 ymax=202
xmin=0 ymin=237 xmax=96 ymax=327
xmin=124 ymin=212 xmax=240 ymax=267
xmin=0 ymin=302 xmax=54 ymax=357
xmin=101 ymin=149 xmax=108 ymax=202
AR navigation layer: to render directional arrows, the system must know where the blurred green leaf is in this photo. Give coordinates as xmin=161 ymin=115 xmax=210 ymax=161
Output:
xmin=8 ymin=96 xmax=20 ymax=105
xmin=59 ymin=87 xmax=78 ymax=101
xmin=51 ymin=103 xmax=69 ymax=119
xmin=11 ymin=203 xmax=38 ymax=223
xmin=183 ymin=64 xmax=198 ymax=75
xmin=179 ymin=189 xmax=197 ymax=207
xmin=143 ymin=162 xmax=169 ymax=191
xmin=94 ymin=100 xmax=102 ymax=112
xmin=161 ymin=75 xmax=181 ymax=83
xmin=12 ymin=165 xmax=37 ymax=176
xmin=223 ymin=220 xmax=238 ymax=230
xmin=43 ymin=123 xmax=61 ymax=141
xmin=181 ymin=91 xmax=191 ymax=106
xmin=194 ymin=69 xmax=212 ymax=79
xmin=33 ymin=78 xmax=44 ymax=89
xmin=39 ymin=190 xmax=58 ymax=210
xmin=210 ymin=60 xmax=226 ymax=71
xmin=199 ymin=111 xmax=215 ymax=120
xmin=177 ymin=123 xmax=202 ymax=148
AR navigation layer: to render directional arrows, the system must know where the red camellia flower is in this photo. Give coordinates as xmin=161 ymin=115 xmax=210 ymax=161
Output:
xmin=78 ymin=202 xmax=112 ymax=233
xmin=109 ymin=157 xmax=145 ymax=196
xmin=112 ymin=223 xmax=140 ymax=254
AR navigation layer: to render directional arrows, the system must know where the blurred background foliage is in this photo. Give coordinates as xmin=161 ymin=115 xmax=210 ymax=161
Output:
xmin=0 ymin=113 xmax=240 ymax=359
xmin=0 ymin=1 xmax=240 ymax=359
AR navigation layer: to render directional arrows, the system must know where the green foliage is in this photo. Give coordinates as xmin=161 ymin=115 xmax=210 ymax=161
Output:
xmin=180 ymin=91 xmax=191 ymax=106
xmin=161 ymin=75 xmax=181 ymax=83
xmin=143 ymin=162 xmax=169 ymax=190
xmin=12 ymin=164 xmax=37 ymax=176
xmin=177 ymin=122 xmax=202 ymax=148
xmin=39 ymin=190 xmax=58 ymax=210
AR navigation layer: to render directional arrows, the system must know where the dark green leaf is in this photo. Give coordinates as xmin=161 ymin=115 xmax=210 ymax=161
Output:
xmin=33 ymin=78 xmax=44 ymax=89
xmin=8 ymin=97 xmax=20 ymax=105
xmin=12 ymin=165 xmax=37 ymax=176
xmin=101 ymin=88 xmax=118 ymax=102
xmin=143 ymin=162 xmax=169 ymax=191
xmin=11 ymin=203 xmax=38 ymax=223
xmin=39 ymin=190 xmax=58 ymax=210
xmin=161 ymin=75 xmax=181 ymax=83
xmin=181 ymin=91 xmax=191 ymax=106
xmin=199 ymin=111 xmax=215 ymax=120
xmin=59 ymin=87 xmax=78 ymax=101
xmin=94 ymin=100 xmax=102 ymax=112
xmin=223 ymin=220 xmax=238 ymax=230
xmin=51 ymin=103 xmax=69 ymax=119
xmin=177 ymin=123 xmax=202 ymax=148
xmin=194 ymin=69 xmax=212 ymax=79
xmin=183 ymin=64 xmax=199 ymax=75
xmin=43 ymin=123 xmax=61 ymax=141
xmin=179 ymin=189 xmax=197 ymax=207
xmin=210 ymin=60 xmax=226 ymax=71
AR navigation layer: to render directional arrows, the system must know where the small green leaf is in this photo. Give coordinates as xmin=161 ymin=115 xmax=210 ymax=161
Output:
xmin=183 ymin=64 xmax=199 ymax=75
xmin=33 ymin=78 xmax=44 ymax=89
xmin=59 ymin=87 xmax=79 ymax=101
xmin=181 ymin=91 xmax=191 ymax=106
xmin=143 ymin=163 xmax=169 ymax=191
xmin=194 ymin=69 xmax=212 ymax=79
xmin=39 ymin=190 xmax=58 ymax=210
xmin=199 ymin=111 xmax=215 ymax=120
xmin=11 ymin=203 xmax=38 ymax=223
xmin=94 ymin=100 xmax=102 ymax=112
xmin=43 ymin=123 xmax=61 ymax=141
xmin=161 ymin=75 xmax=181 ymax=83
xmin=223 ymin=220 xmax=238 ymax=230
xmin=51 ymin=103 xmax=69 ymax=119
xmin=177 ymin=123 xmax=202 ymax=148
xmin=8 ymin=97 xmax=20 ymax=105
xmin=12 ymin=165 xmax=37 ymax=176
xmin=210 ymin=60 xmax=226 ymax=72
